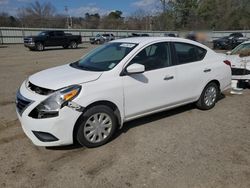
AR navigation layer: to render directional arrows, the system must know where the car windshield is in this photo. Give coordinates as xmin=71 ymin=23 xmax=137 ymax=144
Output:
xmin=231 ymin=43 xmax=250 ymax=55
xmin=70 ymin=42 xmax=137 ymax=71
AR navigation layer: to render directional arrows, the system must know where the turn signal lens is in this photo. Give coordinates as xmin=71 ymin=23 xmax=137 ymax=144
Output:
xmin=63 ymin=89 xmax=79 ymax=101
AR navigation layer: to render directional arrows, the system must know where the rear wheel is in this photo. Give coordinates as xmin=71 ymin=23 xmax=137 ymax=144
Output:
xmin=76 ymin=105 xmax=117 ymax=148
xmin=196 ymin=82 xmax=219 ymax=110
xmin=70 ymin=41 xmax=78 ymax=49
xmin=35 ymin=42 xmax=44 ymax=51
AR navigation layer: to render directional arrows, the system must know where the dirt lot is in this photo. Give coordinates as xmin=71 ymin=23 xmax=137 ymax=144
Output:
xmin=0 ymin=44 xmax=250 ymax=188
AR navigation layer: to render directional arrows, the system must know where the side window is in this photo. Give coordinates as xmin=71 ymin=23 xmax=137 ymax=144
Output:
xmin=130 ymin=42 xmax=171 ymax=71
xmin=48 ymin=31 xmax=55 ymax=37
xmin=173 ymin=42 xmax=207 ymax=64
xmin=56 ymin=31 xmax=64 ymax=36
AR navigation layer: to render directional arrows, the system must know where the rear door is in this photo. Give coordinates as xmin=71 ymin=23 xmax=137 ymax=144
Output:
xmin=171 ymin=42 xmax=209 ymax=102
xmin=54 ymin=31 xmax=66 ymax=46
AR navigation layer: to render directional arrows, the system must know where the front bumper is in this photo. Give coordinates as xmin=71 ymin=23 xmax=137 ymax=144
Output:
xmin=16 ymin=82 xmax=82 ymax=146
xmin=24 ymin=42 xmax=35 ymax=48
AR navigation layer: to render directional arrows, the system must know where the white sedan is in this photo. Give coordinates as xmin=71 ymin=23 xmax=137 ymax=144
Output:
xmin=225 ymin=41 xmax=250 ymax=83
xmin=16 ymin=37 xmax=231 ymax=148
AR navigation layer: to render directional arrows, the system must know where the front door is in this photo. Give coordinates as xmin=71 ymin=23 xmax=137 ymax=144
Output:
xmin=122 ymin=42 xmax=178 ymax=119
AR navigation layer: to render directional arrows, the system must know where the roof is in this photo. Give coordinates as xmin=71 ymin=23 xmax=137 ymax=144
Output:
xmin=112 ymin=36 xmax=210 ymax=50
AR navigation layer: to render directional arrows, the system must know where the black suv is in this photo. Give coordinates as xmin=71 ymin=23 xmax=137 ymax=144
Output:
xmin=213 ymin=33 xmax=248 ymax=50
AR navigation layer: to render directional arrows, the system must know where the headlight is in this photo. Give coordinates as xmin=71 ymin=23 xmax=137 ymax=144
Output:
xmin=29 ymin=85 xmax=81 ymax=119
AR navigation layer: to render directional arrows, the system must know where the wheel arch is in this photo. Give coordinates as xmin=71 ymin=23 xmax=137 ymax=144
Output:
xmin=207 ymin=79 xmax=221 ymax=90
xmin=72 ymin=100 xmax=122 ymax=143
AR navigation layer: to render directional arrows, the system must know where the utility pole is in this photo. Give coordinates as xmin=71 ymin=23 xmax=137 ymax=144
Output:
xmin=65 ymin=6 xmax=72 ymax=29
xmin=65 ymin=6 xmax=69 ymax=28
xmin=160 ymin=0 xmax=166 ymax=13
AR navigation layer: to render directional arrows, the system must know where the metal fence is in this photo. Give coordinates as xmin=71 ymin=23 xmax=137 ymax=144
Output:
xmin=0 ymin=27 xmax=250 ymax=44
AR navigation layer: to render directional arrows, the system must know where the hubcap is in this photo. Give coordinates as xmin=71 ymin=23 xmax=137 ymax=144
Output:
xmin=84 ymin=113 xmax=112 ymax=143
xmin=37 ymin=44 xmax=43 ymax=51
xmin=71 ymin=42 xmax=77 ymax=48
xmin=204 ymin=86 xmax=217 ymax=106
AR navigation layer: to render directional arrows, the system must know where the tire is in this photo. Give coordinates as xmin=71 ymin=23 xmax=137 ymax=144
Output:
xmin=196 ymin=82 xmax=219 ymax=110
xmin=35 ymin=42 xmax=44 ymax=51
xmin=76 ymin=105 xmax=117 ymax=148
xmin=70 ymin=41 xmax=78 ymax=49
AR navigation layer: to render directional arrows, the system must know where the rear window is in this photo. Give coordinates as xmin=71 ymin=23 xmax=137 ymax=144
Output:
xmin=173 ymin=42 xmax=207 ymax=64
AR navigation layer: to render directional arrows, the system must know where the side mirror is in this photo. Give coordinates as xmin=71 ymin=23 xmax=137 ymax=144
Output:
xmin=226 ymin=51 xmax=232 ymax=55
xmin=126 ymin=63 xmax=145 ymax=74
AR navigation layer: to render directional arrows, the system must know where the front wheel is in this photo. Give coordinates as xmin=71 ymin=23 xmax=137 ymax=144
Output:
xmin=35 ymin=42 xmax=44 ymax=51
xmin=196 ymin=82 xmax=219 ymax=110
xmin=76 ymin=105 xmax=117 ymax=148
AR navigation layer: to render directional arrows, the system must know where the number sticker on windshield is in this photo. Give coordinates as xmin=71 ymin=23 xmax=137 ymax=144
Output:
xmin=120 ymin=43 xmax=136 ymax=48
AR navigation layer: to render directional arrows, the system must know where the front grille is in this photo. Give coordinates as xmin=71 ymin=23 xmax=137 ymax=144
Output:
xmin=24 ymin=38 xmax=32 ymax=43
xmin=16 ymin=90 xmax=33 ymax=116
xmin=27 ymin=82 xmax=54 ymax=95
xmin=232 ymin=68 xmax=250 ymax=76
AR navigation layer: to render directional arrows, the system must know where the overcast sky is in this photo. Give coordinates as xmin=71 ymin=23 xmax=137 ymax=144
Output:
xmin=0 ymin=0 xmax=161 ymax=16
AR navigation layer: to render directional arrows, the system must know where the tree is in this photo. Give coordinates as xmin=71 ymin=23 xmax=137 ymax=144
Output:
xmin=18 ymin=1 xmax=56 ymax=27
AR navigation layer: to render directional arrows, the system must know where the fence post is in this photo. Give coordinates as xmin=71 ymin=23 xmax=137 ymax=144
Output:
xmin=0 ymin=28 xmax=3 ymax=45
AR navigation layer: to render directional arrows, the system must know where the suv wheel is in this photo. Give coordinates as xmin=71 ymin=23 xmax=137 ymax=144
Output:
xmin=76 ymin=105 xmax=117 ymax=148
xmin=196 ymin=82 xmax=219 ymax=110
xmin=35 ymin=42 xmax=44 ymax=51
xmin=70 ymin=41 xmax=78 ymax=49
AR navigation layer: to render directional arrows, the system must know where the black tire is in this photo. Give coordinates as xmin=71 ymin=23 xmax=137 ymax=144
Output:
xmin=35 ymin=42 xmax=44 ymax=51
xmin=76 ymin=105 xmax=117 ymax=148
xmin=63 ymin=45 xmax=69 ymax=49
xmin=196 ymin=82 xmax=219 ymax=110
xmin=70 ymin=41 xmax=78 ymax=49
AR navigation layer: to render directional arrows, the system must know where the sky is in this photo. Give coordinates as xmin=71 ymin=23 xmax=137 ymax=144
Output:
xmin=0 ymin=0 xmax=161 ymax=16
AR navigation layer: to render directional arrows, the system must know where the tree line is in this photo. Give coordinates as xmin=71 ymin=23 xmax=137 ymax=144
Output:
xmin=0 ymin=0 xmax=249 ymax=30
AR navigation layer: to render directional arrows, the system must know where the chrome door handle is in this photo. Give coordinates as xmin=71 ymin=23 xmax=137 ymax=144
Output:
xmin=164 ymin=76 xmax=174 ymax=80
xmin=204 ymin=68 xmax=211 ymax=73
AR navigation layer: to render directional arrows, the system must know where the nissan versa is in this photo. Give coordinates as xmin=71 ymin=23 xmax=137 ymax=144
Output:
xmin=16 ymin=37 xmax=231 ymax=148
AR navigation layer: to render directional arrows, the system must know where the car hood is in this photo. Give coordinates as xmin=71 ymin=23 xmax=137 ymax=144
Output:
xmin=29 ymin=64 xmax=102 ymax=90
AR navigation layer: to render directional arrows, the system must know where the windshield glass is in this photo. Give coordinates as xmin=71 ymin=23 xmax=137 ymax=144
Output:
xmin=231 ymin=43 xmax=250 ymax=55
xmin=70 ymin=42 xmax=137 ymax=71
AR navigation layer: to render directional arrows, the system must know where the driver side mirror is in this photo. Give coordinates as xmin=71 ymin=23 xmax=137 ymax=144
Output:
xmin=126 ymin=63 xmax=145 ymax=74
xmin=226 ymin=51 xmax=232 ymax=55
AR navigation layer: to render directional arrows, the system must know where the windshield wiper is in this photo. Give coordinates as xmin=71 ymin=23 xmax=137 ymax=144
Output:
xmin=70 ymin=62 xmax=104 ymax=71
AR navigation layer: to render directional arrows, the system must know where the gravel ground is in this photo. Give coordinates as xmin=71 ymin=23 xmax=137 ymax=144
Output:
xmin=0 ymin=44 xmax=250 ymax=188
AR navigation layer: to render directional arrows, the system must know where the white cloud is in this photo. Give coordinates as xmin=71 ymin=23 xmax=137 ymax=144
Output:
xmin=133 ymin=0 xmax=157 ymax=7
xmin=0 ymin=0 xmax=9 ymax=5
xmin=131 ymin=0 xmax=161 ymax=13
xmin=68 ymin=5 xmax=108 ymax=17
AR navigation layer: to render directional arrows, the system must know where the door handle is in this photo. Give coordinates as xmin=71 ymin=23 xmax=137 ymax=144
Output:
xmin=164 ymin=75 xmax=174 ymax=81
xmin=203 ymin=68 xmax=211 ymax=73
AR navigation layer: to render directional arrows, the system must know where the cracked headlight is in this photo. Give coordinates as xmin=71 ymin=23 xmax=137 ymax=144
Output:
xmin=29 ymin=85 xmax=81 ymax=119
